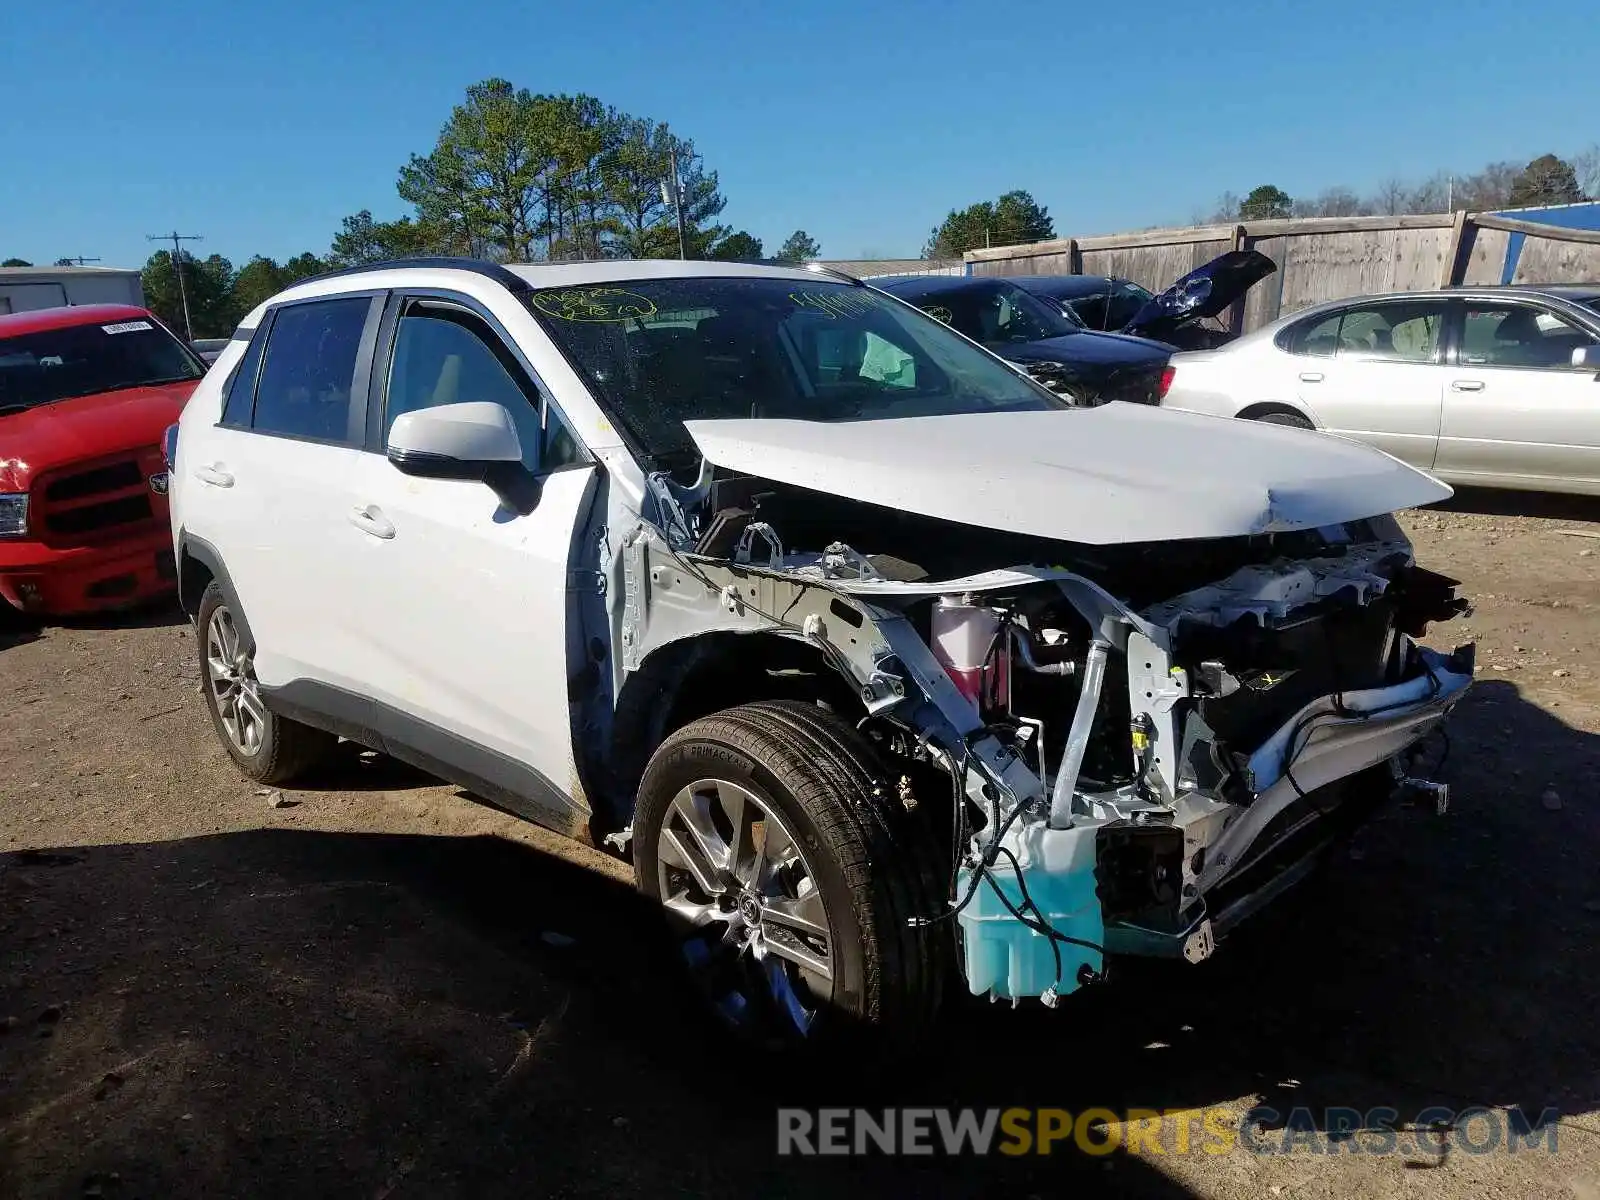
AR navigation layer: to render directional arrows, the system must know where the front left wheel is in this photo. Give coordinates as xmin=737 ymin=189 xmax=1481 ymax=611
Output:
xmin=196 ymin=581 xmax=335 ymax=785
xmin=633 ymin=700 xmax=950 ymax=1049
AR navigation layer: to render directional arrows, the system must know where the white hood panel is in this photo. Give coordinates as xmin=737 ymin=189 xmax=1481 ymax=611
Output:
xmin=684 ymin=407 xmax=1451 ymax=546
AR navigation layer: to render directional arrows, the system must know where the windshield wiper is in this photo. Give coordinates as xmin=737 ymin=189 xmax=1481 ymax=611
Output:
xmin=125 ymin=374 xmax=201 ymax=388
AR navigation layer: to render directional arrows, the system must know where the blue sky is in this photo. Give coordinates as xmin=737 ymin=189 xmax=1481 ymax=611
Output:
xmin=2 ymin=0 xmax=1595 ymax=269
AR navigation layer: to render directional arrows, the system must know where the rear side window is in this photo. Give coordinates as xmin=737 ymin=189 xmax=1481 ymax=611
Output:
xmin=1293 ymin=303 xmax=1442 ymax=362
xmin=252 ymin=297 xmax=371 ymax=443
xmin=219 ymin=329 xmax=266 ymax=426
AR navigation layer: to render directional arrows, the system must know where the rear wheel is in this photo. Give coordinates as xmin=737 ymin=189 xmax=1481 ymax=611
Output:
xmin=1252 ymin=410 xmax=1315 ymax=430
xmin=197 ymin=581 xmax=335 ymax=784
xmin=633 ymin=700 xmax=949 ymax=1049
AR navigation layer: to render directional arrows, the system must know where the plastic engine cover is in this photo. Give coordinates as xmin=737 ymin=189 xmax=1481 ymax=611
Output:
xmin=956 ymin=823 xmax=1104 ymax=1001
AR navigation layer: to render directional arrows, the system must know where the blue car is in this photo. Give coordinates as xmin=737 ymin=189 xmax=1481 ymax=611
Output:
xmin=1013 ymin=249 xmax=1277 ymax=350
xmin=871 ymin=273 xmax=1177 ymax=406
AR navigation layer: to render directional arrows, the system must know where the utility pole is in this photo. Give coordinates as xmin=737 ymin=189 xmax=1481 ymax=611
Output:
xmin=57 ymin=255 xmax=101 ymax=266
xmin=667 ymin=144 xmax=688 ymax=260
xmin=146 ymin=231 xmax=203 ymax=341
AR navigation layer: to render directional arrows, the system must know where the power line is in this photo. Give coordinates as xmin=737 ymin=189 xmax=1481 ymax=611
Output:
xmin=56 ymin=256 xmax=101 ymax=266
xmin=146 ymin=231 xmax=203 ymax=341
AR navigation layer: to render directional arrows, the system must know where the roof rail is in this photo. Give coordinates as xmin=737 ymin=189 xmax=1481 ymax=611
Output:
xmin=302 ymin=256 xmax=533 ymax=294
xmin=798 ymin=261 xmax=863 ymax=285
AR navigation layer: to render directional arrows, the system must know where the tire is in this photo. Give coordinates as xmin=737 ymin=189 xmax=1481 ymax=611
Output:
xmin=196 ymin=581 xmax=335 ymax=785
xmin=633 ymin=700 xmax=951 ymax=1050
xmin=1253 ymin=410 xmax=1315 ymax=430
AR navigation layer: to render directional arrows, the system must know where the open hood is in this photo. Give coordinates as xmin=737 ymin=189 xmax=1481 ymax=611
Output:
xmin=683 ymin=407 xmax=1450 ymax=547
xmin=1123 ymin=250 xmax=1276 ymax=340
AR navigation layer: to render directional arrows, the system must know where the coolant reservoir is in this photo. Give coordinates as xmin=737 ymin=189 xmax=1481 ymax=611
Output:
xmin=931 ymin=595 xmax=1010 ymax=710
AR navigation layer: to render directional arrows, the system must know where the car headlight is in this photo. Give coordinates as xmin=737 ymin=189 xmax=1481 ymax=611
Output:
xmin=0 ymin=493 xmax=28 ymax=538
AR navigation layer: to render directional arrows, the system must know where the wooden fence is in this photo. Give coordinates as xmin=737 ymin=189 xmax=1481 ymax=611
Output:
xmin=964 ymin=211 xmax=1600 ymax=334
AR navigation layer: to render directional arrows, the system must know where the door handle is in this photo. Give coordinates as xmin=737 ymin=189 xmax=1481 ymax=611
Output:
xmin=1451 ymin=380 xmax=1485 ymax=392
xmin=347 ymin=505 xmax=396 ymax=540
xmin=1298 ymin=372 xmax=1324 ymax=383
xmin=194 ymin=463 xmax=234 ymax=488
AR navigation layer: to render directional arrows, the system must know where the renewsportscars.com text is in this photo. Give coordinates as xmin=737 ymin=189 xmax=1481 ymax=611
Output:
xmin=776 ymin=1106 xmax=1562 ymax=1157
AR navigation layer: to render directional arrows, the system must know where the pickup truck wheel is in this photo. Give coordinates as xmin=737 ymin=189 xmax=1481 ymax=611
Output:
xmin=196 ymin=581 xmax=334 ymax=785
xmin=633 ymin=700 xmax=948 ymax=1049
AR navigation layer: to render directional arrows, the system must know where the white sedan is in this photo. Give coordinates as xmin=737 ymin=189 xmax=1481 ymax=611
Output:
xmin=1161 ymin=284 xmax=1600 ymax=495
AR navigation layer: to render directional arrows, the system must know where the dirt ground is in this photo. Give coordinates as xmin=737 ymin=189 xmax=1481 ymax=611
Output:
xmin=3 ymin=490 xmax=1600 ymax=1199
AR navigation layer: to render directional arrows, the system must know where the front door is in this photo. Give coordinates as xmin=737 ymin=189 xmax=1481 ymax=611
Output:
xmin=346 ymin=293 xmax=598 ymax=828
xmin=1288 ymin=299 xmax=1448 ymax=470
xmin=1435 ymin=301 xmax=1600 ymax=489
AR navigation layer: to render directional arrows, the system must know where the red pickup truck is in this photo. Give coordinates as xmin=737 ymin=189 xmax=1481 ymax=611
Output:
xmin=0 ymin=304 xmax=205 ymax=616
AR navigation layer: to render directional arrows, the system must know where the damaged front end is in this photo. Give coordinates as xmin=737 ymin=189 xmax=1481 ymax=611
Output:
xmin=611 ymin=455 xmax=1473 ymax=1009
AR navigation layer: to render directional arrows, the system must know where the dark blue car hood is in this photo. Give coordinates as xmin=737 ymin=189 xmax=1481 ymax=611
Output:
xmin=996 ymin=330 xmax=1170 ymax=370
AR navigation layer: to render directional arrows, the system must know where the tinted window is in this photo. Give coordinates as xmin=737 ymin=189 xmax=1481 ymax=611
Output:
xmin=902 ymin=281 xmax=1076 ymax=346
xmin=1294 ymin=303 xmax=1441 ymax=362
xmin=385 ymin=302 xmax=580 ymax=472
xmin=220 ymin=330 xmax=265 ymax=426
xmin=252 ymin=298 xmax=370 ymax=442
xmin=1459 ymin=304 xmax=1597 ymax=369
xmin=526 ymin=277 xmax=1064 ymax=462
xmin=0 ymin=317 xmax=203 ymax=415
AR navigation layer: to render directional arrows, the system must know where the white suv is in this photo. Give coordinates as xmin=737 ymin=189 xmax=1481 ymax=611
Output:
xmin=168 ymin=257 xmax=1475 ymax=1045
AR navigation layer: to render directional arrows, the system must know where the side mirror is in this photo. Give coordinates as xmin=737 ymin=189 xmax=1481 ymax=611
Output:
xmin=386 ymin=402 xmax=540 ymax=514
xmin=1572 ymin=345 xmax=1600 ymax=372
xmin=387 ymin=401 xmax=523 ymax=476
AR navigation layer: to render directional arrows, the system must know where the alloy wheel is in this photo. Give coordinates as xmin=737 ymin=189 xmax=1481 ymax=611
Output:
xmin=205 ymin=605 xmax=266 ymax=757
xmin=655 ymin=778 xmax=835 ymax=1035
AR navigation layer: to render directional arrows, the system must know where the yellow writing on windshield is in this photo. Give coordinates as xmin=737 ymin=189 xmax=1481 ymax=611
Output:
xmin=790 ymin=290 xmax=880 ymax=320
xmin=532 ymin=288 xmax=658 ymax=323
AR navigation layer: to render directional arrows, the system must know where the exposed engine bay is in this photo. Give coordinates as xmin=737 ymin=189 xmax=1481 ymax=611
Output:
xmin=610 ymin=454 xmax=1473 ymax=1007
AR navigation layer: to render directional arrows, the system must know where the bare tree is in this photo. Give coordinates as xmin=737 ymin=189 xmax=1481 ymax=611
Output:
xmin=1204 ymin=192 xmax=1241 ymax=224
xmin=1404 ymin=173 xmax=1450 ymax=214
xmin=1371 ymin=178 xmax=1410 ymax=216
xmin=1453 ymin=161 xmax=1519 ymax=212
xmin=1296 ymin=187 xmax=1366 ymax=217
xmin=1575 ymin=145 xmax=1600 ymax=200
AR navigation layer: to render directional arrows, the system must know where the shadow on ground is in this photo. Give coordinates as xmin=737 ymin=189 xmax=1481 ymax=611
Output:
xmin=1 ymin=682 xmax=1594 ymax=1199
xmin=1439 ymin=486 xmax=1600 ymax=523
xmin=1 ymin=598 xmax=187 ymax=654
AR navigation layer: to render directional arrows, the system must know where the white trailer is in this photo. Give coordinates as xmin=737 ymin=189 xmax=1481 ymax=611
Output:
xmin=0 ymin=266 xmax=144 ymax=315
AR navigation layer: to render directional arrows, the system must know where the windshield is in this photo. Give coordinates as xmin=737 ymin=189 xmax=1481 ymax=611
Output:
xmin=900 ymin=279 xmax=1080 ymax=346
xmin=1584 ymin=298 xmax=1600 ymax=319
xmin=525 ymin=276 xmax=1068 ymax=462
xmin=1063 ymin=281 xmax=1156 ymax=332
xmin=0 ymin=317 xmax=204 ymax=415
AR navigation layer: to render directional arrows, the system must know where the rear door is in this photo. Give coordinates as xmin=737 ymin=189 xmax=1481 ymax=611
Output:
xmin=1434 ymin=300 xmax=1600 ymax=489
xmin=188 ymin=293 xmax=384 ymax=692
xmin=1288 ymin=299 xmax=1447 ymax=469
